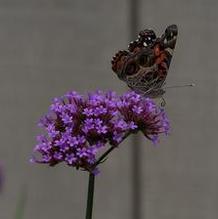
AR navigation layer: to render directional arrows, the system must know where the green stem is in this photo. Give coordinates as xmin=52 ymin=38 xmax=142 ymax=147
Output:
xmin=85 ymin=132 xmax=131 ymax=219
xmin=94 ymin=146 xmax=115 ymax=167
xmin=15 ymin=185 xmax=27 ymax=219
xmin=85 ymin=173 xmax=95 ymax=219
xmin=93 ymin=132 xmax=131 ymax=168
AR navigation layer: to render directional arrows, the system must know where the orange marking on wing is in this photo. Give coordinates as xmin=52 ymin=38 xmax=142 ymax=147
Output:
xmin=154 ymin=45 xmax=161 ymax=56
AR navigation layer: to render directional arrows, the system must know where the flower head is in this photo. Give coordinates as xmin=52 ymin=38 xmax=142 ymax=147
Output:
xmin=31 ymin=90 xmax=169 ymax=173
xmin=118 ymin=91 xmax=170 ymax=143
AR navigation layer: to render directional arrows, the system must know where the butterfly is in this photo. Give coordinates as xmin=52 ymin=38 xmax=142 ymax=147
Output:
xmin=111 ymin=24 xmax=178 ymax=100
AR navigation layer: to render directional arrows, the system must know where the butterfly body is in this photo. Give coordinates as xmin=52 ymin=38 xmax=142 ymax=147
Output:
xmin=111 ymin=24 xmax=178 ymax=98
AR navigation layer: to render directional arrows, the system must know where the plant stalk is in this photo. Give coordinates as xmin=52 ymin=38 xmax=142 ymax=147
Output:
xmin=85 ymin=173 xmax=95 ymax=219
xmin=85 ymin=132 xmax=131 ymax=219
xmin=93 ymin=132 xmax=131 ymax=168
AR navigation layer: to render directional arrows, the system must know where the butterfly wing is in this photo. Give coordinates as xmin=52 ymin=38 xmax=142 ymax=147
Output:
xmin=111 ymin=24 xmax=178 ymax=98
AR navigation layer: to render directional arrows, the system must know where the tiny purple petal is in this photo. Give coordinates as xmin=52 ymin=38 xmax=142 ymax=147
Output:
xmin=65 ymin=154 xmax=77 ymax=165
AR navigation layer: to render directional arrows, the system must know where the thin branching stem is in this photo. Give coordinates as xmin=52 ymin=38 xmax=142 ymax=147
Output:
xmin=85 ymin=173 xmax=95 ymax=219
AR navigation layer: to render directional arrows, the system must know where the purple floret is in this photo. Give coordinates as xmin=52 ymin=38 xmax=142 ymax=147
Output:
xmin=31 ymin=90 xmax=170 ymax=173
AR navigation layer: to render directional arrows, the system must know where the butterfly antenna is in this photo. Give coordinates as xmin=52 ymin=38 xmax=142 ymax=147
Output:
xmin=164 ymin=83 xmax=195 ymax=89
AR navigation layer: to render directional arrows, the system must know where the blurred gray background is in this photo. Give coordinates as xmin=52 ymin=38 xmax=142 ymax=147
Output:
xmin=0 ymin=0 xmax=217 ymax=219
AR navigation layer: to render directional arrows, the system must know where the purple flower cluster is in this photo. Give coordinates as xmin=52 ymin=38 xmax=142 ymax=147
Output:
xmin=117 ymin=92 xmax=170 ymax=143
xmin=31 ymin=90 xmax=169 ymax=173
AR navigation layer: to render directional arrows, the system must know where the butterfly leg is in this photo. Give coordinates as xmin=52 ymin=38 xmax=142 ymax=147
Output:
xmin=160 ymin=97 xmax=166 ymax=107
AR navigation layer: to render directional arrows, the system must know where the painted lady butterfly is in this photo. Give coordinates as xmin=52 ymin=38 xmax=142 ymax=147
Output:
xmin=111 ymin=24 xmax=178 ymax=99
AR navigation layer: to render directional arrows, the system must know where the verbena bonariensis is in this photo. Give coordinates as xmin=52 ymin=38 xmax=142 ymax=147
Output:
xmin=31 ymin=90 xmax=169 ymax=174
